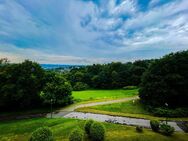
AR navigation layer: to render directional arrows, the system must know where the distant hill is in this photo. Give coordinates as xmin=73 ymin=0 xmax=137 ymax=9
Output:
xmin=40 ymin=64 xmax=84 ymax=70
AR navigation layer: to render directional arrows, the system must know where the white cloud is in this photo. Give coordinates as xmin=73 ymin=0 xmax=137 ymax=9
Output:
xmin=0 ymin=0 xmax=188 ymax=64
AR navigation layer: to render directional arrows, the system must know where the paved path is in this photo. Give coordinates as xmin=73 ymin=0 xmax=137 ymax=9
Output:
xmin=47 ymin=96 xmax=183 ymax=132
xmin=63 ymin=112 xmax=182 ymax=132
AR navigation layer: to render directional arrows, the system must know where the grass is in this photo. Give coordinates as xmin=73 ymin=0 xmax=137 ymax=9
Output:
xmin=76 ymin=100 xmax=188 ymax=121
xmin=0 ymin=107 xmax=60 ymax=121
xmin=72 ymin=89 xmax=138 ymax=102
xmin=0 ymin=117 xmax=188 ymax=141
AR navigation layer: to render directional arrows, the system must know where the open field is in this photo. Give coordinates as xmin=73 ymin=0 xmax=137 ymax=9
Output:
xmin=1 ymin=118 xmax=188 ymax=141
xmin=72 ymin=89 xmax=138 ymax=102
xmin=76 ymin=100 xmax=188 ymax=121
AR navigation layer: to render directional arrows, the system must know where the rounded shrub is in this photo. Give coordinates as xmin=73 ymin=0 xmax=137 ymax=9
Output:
xmin=160 ymin=123 xmax=175 ymax=136
xmin=84 ymin=119 xmax=94 ymax=135
xmin=136 ymin=126 xmax=143 ymax=133
xmin=69 ymin=128 xmax=84 ymax=141
xmin=150 ymin=120 xmax=160 ymax=132
xmin=90 ymin=122 xmax=106 ymax=141
xmin=29 ymin=127 xmax=54 ymax=141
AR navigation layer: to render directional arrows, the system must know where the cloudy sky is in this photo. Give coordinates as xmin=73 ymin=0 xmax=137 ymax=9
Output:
xmin=0 ymin=0 xmax=188 ymax=64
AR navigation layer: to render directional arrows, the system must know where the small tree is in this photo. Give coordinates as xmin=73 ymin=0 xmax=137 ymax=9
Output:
xmin=41 ymin=72 xmax=73 ymax=106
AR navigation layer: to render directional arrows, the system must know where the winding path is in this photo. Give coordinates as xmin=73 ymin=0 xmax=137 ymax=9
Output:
xmin=46 ymin=96 xmax=183 ymax=132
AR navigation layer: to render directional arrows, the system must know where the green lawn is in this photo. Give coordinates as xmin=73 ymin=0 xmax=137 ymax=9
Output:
xmin=0 ymin=117 xmax=188 ymax=141
xmin=76 ymin=100 xmax=188 ymax=121
xmin=72 ymin=89 xmax=138 ymax=102
xmin=91 ymin=99 xmax=150 ymax=115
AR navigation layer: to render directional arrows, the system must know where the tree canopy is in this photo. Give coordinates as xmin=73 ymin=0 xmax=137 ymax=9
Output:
xmin=139 ymin=50 xmax=188 ymax=108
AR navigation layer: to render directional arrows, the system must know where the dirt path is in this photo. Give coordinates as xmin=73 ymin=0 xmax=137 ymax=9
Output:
xmin=46 ymin=96 xmax=183 ymax=132
xmin=57 ymin=96 xmax=139 ymax=112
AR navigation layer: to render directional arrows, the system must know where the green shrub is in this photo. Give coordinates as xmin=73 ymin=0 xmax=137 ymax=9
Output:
xmin=153 ymin=107 xmax=188 ymax=117
xmin=29 ymin=127 xmax=54 ymax=141
xmin=150 ymin=120 xmax=160 ymax=132
xmin=69 ymin=128 xmax=84 ymax=141
xmin=90 ymin=122 xmax=106 ymax=141
xmin=84 ymin=119 xmax=94 ymax=135
xmin=73 ymin=82 xmax=89 ymax=91
xmin=123 ymin=86 xmax=138 ymax=90
xmin=160 ymin=123 xmax=175 ymax=136
xmin=136 ymin=126 xmax=143 ymax=132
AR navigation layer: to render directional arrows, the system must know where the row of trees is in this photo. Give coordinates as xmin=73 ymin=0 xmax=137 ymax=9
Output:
xmin=0 ymin=59 xmax=73 ymax=111
xmin=64 ymin=60 xmax=153 ymax=90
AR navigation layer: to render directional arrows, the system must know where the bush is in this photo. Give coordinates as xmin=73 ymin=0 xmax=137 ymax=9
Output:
xmin=153 ymin=107 xmax=188 ymax=117
xmin=123 ymin=86 xmax=138 ymax=90
xmin=73 ymin=82 xmax=89 ymax=91
xmin=84 ymin=119 xmax=94 ymax=135
xmin=150 ymin=120 xmax=160 ymax=132
xmin=160 ymin=123 xmax=175 ymax=136
xmin=136 ymin=126 xmax=143 ymax=132
xmin=29 ymin=127 xmax=54 ymax=141
xmin=90 ymin=122 xmax=106 ymax=141
xmin=69 ymin=128 xmax=84 ymax=141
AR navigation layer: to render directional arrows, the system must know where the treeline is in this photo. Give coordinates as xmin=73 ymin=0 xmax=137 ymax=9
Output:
xmin=0 ymin=60 xmax=73 ymax=111
xmin=1 ymin=50 xmax=188 ymax=112
xmin=64 ymin=60 xmax=153 ymax=90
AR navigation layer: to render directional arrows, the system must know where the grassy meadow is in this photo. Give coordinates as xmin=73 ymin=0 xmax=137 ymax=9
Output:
xmin=76 ymin=99 xmax=188 ymax=121
xmin=72 ymin=89 xmax=138 ymax=102
xmin=0 ymin=118 xmax=188 ymax=141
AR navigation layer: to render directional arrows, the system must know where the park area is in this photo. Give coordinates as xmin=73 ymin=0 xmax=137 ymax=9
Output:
xmin=1 ymin=88 xmax=188 ymax=141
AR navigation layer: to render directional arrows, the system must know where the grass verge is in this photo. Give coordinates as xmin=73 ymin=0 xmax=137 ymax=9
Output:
xmin=76 ymin=100 xmax=188 ymax=121
xmin=0 ymin=118 xmax=188 ymax=141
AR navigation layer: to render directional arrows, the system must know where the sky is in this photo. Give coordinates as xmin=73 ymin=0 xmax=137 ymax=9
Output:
xmin=0 ymin=0 xmax=188 ymax=64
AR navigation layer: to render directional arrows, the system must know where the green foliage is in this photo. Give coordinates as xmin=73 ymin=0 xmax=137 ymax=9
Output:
xmin=29 ymin=127 xmax=54 ymax=141
xmin=136 ymin=126 xmax=143 ymax=133
xmin=84 ymin=119 xmax=94 ymax=134
xmin=160 ymin=123 xmax=175 ymax=136
xmin=73 ymin=82 xmax=89 ymax=91
xmin=150 ymin=120 xmax=160 ymax=132
xmin=65 ymin=61 xmax=152 ymax=89
xmin=69 ymin=128 xmax=83 ymax=141
xmin=0 ymin=60 xmax=45 ymax=110
xmin=90 ymin=122 xmax=106 ymax=141
xmin=123 ymin=86 xmax=138 ymax=90
xmin=152 ymin=107 xmax=188 ymax=117
xmin=41 ymin=72 xmax=73 ymax=106
xmin=139 ymin=50 xmax=188 ymax=108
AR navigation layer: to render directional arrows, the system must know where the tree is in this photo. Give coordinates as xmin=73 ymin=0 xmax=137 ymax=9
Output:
xmin=139 ymin=50 xmax=188 ymax=108
xmin=0 ymin=60 xmax=45 ymax=110
xmin=41 ymin=73 xmax=73 ymax=106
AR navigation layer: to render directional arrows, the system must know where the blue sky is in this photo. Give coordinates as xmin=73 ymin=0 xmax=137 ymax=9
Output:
xmin=0 ymin=0 xmax=188 ymax=64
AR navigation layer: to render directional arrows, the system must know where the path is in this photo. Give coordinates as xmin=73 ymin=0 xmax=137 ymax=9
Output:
xmin=46 ymin=96 xmax=183 ymax=132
